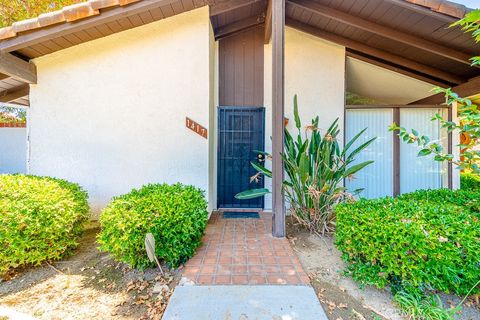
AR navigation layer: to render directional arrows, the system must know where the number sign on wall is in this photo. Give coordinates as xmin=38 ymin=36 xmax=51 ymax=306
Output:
xmin=186 ymin=117 xmax=207 ymax=139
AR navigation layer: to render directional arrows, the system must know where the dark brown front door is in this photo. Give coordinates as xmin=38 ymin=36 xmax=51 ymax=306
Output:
xmin=217 ymin=26 xmax=265 ymax=208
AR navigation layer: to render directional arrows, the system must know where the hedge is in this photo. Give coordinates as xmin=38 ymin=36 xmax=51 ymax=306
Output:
xmin=335 ymin=189 xmax=480 ymax=296
xmin=0 ymin=175 xmax=89 ymax=275
xmin=461 ymin=172 xmax=480 ymax=191
xmin=97 ymin=183 xmax=208 ymax=269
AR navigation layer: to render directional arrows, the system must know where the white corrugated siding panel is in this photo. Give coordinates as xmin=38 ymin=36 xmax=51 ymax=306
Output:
xmin=346 ymin=109 xmax=393 ymax=199
xmin=400 ymin=108 xmax=447 ymax=193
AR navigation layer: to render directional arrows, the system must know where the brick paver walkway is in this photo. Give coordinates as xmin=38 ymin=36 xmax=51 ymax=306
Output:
xmin=182 ymin=212 xmax=309 ymax=285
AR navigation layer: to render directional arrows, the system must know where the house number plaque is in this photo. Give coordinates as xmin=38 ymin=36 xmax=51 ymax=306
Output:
xmin=186 ymin=117 xmax=207 ymax=139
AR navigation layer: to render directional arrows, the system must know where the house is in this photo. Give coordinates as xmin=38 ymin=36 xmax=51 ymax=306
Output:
xmin=0 ymin=108 xmax=27 ymax=174
xmin=0 ymin=0 xmax=478 ymax=237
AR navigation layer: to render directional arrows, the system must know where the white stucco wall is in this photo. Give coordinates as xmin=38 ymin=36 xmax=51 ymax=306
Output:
xmin=262 ymin=27 xmax=346 ymax=210
xmin=0 ymin=127 xmax=26 ymax=174
xmin=29 ymin=7 xmax=213 ymax=215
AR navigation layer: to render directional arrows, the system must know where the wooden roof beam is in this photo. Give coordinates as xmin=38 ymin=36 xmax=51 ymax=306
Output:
xmin=215 ymin=14 xmax=264 ymax=39
xmin=289 ymin=0 xmax=473 ymax=66
xmin=411 ymin=76 xmax=480 ymax=104
xmin=0 ymin=84 xmax=29 ymax=103
xmin=286 ymin=19 xmax=465 ymax=85
xmin=0 ymin=52 xmax=37 ymax=84
xmin=210 ymin=0 xmax=263 ymax=16
xmin=346 ymin=50 xmax=451 ymax=88
xmin=0 ymin=0 xmax=179 ymax=53
xmin=264 ymin=0 xmax=272 ymax=44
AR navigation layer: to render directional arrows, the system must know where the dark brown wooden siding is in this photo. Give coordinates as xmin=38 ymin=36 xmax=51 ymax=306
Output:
xmin=219 ymin=26 xmax=264 ymax=107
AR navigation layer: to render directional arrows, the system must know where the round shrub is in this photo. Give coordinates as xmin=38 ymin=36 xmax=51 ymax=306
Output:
xmin=0 ymin=175 xmax=89 ymax=275
xmin=335 ymin=189 xmax=480 ymax=296
xmin=97 ymin=183 xmax=208 ymax=269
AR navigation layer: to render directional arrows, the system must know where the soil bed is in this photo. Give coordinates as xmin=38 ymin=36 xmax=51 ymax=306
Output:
xmin=0 ymin=223 xmax=179 ymax=320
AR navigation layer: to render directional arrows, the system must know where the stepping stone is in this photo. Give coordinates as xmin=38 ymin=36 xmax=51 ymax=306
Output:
xmin=163 ymin=285 xmax=328 ymax=320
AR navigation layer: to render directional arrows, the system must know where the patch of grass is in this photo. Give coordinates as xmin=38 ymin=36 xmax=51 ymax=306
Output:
xmin=370 ymin=313 xmax=383 ymax=320
xmin=393 ymin=290 xmax=459 ymax=320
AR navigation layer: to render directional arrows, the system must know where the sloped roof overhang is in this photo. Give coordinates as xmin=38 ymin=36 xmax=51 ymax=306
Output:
xmin=0 ymin=0 xmax=478 ymax=106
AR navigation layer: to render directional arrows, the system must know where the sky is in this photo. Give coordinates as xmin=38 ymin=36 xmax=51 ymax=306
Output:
xmin=455 ymin=0 xmax=480 ymax=8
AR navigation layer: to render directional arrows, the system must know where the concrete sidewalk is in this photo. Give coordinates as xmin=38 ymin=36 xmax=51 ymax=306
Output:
xmin=162 ymin=285 xmax=328 ymax=320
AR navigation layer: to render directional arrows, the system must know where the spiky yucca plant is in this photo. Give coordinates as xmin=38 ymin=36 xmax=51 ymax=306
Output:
xmin=236 ymin=95 xmax=375 ymax=235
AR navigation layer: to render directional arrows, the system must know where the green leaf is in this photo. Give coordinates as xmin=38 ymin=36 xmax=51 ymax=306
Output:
xmin=343 ymin=127 xmax=367 ymax=156
xmin=346 ymin=137 xmax=376 ymax=163
xmin=293 ymin=94 xmax=301 ymax=129
xmin=388 ymin=123 xmax=400 ymax=131
xmin=418 ymin=148 xmax=432 ymax=156
xmin=235 ymin=188 xmax=271 ymax=199
xmin=345 ymin=161 xmax=374 ymax=177
xmin=299 ymin=152 xmax=310 ymax=183
xmin=251 ymin=162 xmax=272 ymax=178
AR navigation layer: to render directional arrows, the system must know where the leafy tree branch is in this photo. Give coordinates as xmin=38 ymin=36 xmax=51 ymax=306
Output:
xmin=389 ymin=9 xmax=480 ymax=174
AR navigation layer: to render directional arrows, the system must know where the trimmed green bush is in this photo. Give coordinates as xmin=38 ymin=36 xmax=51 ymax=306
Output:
xmin=335 ymin=189 xmax=480 ymax=296
xmin=399 ymin=188 xmax=480 ymax=213
xmin=461 ymin=172 xmax=480 ymax=191
xmin=0 ymin=175 xmax=89 ymax=275
xmin=97 ymin=183 xmax=208 ymax=269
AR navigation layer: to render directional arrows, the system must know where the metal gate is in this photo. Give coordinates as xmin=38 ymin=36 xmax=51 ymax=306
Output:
xmin=217 ymin=107 xmax=265 ymax=209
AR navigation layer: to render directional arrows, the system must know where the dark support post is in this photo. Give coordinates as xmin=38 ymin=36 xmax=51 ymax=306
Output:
xmin=272 ymin=0 xmax=285 ymax=237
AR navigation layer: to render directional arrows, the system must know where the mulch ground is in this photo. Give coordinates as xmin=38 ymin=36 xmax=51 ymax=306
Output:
xmin=0 ymin=224 xmax=179 ymax=320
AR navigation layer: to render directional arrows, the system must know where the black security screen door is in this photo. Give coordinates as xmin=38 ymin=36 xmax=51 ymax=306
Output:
xmin=217 ymin=107 xmax=265 ymax=209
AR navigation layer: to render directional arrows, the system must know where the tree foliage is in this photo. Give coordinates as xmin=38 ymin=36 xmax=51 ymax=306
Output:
xmin=390 ymin=9 xmax=480 ymax=174
xmin=452 ymin=9 xmax=480 ymax=66
xmin=0 ymin=105 xmax=26 ymax=123
xmin=0 ymin=0 xmax=82 ymax=27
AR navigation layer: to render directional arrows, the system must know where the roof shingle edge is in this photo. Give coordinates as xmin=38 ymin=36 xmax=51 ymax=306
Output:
xmin=0 ymin=0 xmax=473 ymax=42
xmin=404 ymin=0 xmax=471 ymax=19
xmin=0 ymin=0 xmax=142 ymax=41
